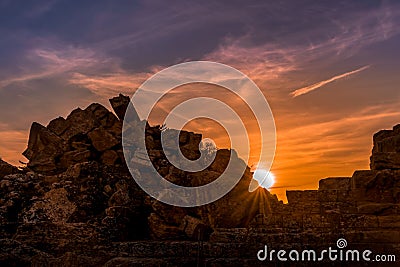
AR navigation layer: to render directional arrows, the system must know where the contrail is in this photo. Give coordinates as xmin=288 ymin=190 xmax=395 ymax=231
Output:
xmin=291 ymin=65 xmax=370 ymax=97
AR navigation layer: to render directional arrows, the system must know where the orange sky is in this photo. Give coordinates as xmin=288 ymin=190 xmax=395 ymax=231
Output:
xmin=2 ymin=78 xmax=399 ymax=202
xmin=1 ymin=1 xmax=400 ymax=202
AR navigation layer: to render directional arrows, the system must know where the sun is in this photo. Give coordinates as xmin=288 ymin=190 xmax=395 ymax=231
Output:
xmin=249 ymin=169 xmax=275 ymax=192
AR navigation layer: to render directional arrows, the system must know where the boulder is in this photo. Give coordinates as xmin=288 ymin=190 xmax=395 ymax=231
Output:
xmin=88 ymin=127 xmax=119 ymax=152
xmin=23 ymin=122 xmax=66 ymax=173
xmin=47 ymin=117 xmax=69 ymax=136
xmin=101 ymin=150 xmax=119 ymax=166
xmin=59 ymin=108 xmax=99 ymax=142
xmin=60 ymin=150 xmax=91 ymax=168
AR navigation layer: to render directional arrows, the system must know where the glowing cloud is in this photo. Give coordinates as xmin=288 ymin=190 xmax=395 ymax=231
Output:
xmin=291 ymin=65 xmax=370 ymax=97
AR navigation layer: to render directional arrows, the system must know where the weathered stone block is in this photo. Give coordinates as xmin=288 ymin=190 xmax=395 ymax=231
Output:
xmin=318 ymin=189 xmax=338 ymax=202
xmin=371 ymin=152 xmax=400 ymax=170
xmin=319 ymin=177 xmax=351 ymax=190
xmin=337 ymin=189 xmax=353 ymax=202
xmin=286 ymin=190 xmax=318 ymax=204
xmin=351 ymin=170 xmax=376 ymax=189
xmin=371 ymin=124 xmax=400 ymax=170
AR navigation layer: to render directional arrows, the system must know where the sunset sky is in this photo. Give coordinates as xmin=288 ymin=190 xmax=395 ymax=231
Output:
xmin=1 ymin=0 xmax=400 ymax=201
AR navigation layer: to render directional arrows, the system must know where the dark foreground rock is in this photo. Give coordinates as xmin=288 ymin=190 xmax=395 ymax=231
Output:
xmin=0 ymin=94 xmax=399 ymax=266
xmin=0 ymin=158 xmax=18 ymax=179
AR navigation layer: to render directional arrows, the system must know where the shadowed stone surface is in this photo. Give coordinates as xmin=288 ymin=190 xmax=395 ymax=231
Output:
xmin=0 ymin=158 xmax=18 ymax=179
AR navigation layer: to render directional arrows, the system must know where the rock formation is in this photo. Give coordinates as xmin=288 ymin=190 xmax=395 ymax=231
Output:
xmin=0 ymin=158 xmax=18 ymax=179
xmin=0 ymin=94 xmax=399 ymax=266
xmin=370 ymin=124 xmax=400 ymax=170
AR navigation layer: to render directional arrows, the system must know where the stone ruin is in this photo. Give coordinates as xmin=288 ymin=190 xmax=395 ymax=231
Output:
xmin=0 ymin=94 xmax=399 ymax=266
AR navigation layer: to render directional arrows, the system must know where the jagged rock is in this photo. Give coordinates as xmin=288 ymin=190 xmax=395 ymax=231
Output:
xmin=88 ymin=127 xmax=119 ymax=152
xmin=109 ymin=94 xmax=137 ymax=121
xmin=47 ymin=117 xmax=69 ymax=136
xmin=0 ymin=159 xmax=18 ymax=179
xmin=22 ymin=101 xmax=124 ymax=174
xmin=60 ymin=150 xmax=91 ymax=168
xmin=58 ymin=108 xmax=98 ymax=141
xmin=23 ymin=122 xmax=65 ymax=173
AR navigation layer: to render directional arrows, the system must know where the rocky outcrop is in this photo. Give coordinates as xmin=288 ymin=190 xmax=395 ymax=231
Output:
xmin=109 ymin=93 xmax=134 ymax=121
xmin=0 ymin=158 xmax=18 ymax=179
xmin=1 ymin=95 xmax=399 ymax=266
xmin=23 ymin=102 xmax=124 ymax=174
xmin=371 ymin=124 xmax=400 ymax=170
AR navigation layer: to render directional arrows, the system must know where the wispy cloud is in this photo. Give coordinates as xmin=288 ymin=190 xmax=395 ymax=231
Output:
xmin=0 ymin=46 xmax=105 ymax=89
xmin=290 ymin=65 xmax=370 ymax=97
xmin=69 ymin=72 xmax=150 ymax=98
xmin=205 ymin=5 xmax=400 ymax=92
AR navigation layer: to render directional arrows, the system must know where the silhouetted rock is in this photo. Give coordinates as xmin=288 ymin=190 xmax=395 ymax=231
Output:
xmin=109 ymin=93 xmax=137 ymax=121
xmin=0 ymin=158 xmax=18 ymax=179
xmin=1 ymin=96 xmax=400 ymax=266
xmin=371 ymin=124 xmax=400 ymax=170
xmin=23 ymin=122 xmax=65 ymax=173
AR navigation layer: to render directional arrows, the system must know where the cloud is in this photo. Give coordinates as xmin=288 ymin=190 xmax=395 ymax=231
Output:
xmin=0 ymin=46 xmax=106 ymax=89
xmin=204 ymin=4 xmax=400 ymax=93
xmin=1 ymin=0 xmax=400 ymax=203
xmin=290 ymin=65 xmax=370 ymax=97
xmin=69 ymin=72 xmax=149 ymax=98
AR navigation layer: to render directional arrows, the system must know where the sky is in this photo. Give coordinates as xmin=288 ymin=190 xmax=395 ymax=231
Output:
xmin=0 ymin=0 xmax=400 ymax=201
